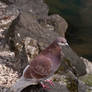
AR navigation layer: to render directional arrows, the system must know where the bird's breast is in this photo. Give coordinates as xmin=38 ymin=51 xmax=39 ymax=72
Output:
xmin=45 ymin=53 xmax=61 ymax=72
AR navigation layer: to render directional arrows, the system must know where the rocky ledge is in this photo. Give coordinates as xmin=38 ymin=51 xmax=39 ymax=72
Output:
xmin=0 ymin=0 xmax=92 ymax=92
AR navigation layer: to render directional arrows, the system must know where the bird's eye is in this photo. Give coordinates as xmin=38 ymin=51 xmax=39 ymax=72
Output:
xmin=62 ymin=41 xmax=64 ymax=43
xmin=61 ymin=41 xmax=65 ymax=43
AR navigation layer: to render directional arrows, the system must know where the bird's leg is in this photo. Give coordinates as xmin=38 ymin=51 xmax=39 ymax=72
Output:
xmin=40 ymin=82 xmax=50 ymax=89
xmin=45 ymin=79 xmax=55 ymax=87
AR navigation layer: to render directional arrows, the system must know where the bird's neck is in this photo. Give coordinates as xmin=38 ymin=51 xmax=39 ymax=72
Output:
xmin=41 ymin=42 xmax=61 ymax=57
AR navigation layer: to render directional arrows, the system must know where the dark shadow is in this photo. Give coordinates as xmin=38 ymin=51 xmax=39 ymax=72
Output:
xmin=0 ymin=86 xmax=10 ymax=92
xmin=21 ymin=84 xmax=48 ymax=92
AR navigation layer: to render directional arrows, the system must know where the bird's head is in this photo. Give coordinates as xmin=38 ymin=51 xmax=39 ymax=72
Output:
xmin=55 ymin=37 xmax=69 ymax=47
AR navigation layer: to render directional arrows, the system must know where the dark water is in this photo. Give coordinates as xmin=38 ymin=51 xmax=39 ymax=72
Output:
xmin=45 ymin=0 xmax=92 ymax=61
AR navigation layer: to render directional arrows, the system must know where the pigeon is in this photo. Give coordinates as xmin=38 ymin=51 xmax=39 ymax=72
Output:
xmin=11 ymin=37 xmax=68 ymax=92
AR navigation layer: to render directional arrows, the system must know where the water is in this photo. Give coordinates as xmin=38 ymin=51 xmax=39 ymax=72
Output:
xmin=45 ymin=0 xmax=92 ymax=61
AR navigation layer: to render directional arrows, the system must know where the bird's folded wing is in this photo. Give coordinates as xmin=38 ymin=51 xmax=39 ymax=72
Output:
xmin=30 ymin=56 xmax=53 ymax=79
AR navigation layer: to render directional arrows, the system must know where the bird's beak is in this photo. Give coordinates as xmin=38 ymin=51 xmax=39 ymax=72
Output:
xmin=64 ymin=42 xmax=69 ymax=46
xmin=58 ymin=42 xmax=69 ymax=46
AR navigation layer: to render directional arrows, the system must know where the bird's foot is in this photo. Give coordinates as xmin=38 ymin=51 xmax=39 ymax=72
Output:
xmin=41 ymin=82 xmax=50 ymax=89
xmin=45 ymin=79 xmax=55 ymax=87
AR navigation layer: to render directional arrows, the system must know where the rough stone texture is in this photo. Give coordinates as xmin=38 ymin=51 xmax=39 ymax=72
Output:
xmin=0 ymin=0 xmax=48 ymax=19
xmin=24 ymin=37 xmax=39 ymax=62
xmin=62 ymin=46 xmax=86 ymax=76
xmin=21 ymin=81 xmax=87 ymax=92
xmin=11 ymin=73 xmax=87 ymax=92
xmin=0 ymin=1 xmax=19 ymax=52
xmin=5 ymin=12 xmax=60 ymax=74
xmin=7 ymin=12 xmax=60 ymax=46
xmin=6 ymin=11 xmax=86 ymax=76
xmin=0 ymin=51 xmax=19 ymax=92
xmin=0 ymin=0 xmax=90 ymax=92
xmin=45 ymin=15 xmax=68 ymax=37
xmin=80 ymin=57 xmax=92 ymax=74
xmin=0 ymin=0 xmax=16 ymax=4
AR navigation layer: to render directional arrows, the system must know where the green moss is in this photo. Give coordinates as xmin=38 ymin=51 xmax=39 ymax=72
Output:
xmin=66 ymin=77 xmax=78 ymax=92
xmin=87 ymin=89 xmax=92 ymax=92
xmin=79 ymin=74 xmax=92 ymax=86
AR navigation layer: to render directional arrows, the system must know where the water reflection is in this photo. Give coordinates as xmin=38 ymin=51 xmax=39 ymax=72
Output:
xmin=45 ymin=0 xmax=92 ymax=61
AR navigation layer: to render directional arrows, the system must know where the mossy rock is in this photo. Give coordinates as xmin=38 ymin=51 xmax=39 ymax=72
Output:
xmin=79 ymin=74 xmax=92 ymax=86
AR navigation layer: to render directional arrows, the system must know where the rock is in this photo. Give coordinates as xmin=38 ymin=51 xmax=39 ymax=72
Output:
xmin=5 ymin=11 xmax=59 ymax=74
xmin=0 ymin=0 xmax=89 ymax=92
xmin=21 ymin=83 xmax=70 ymax=92
xmin=11 ymin=72 xmax=88 ymax=92
xmin=24 ymin=37 xmax=39 ymax=62
xmin=79 ymin=74 xmax=92 ymax=87
xmin=15 ymin=0 xmax=48 ymax=19
xmin=78 ymin=81 xmax=87 ymax=92
xmin=80 ymin=57 xmax=92 ymax=74
xmin=79 ymin=74 xmax=92 ymax=92
xmin=46 ymin=14 xmax=68 ymax=37
xmin=0 ymin=86 xmax=10 ymax=92
xmin=0 ymin=0 xmax=49 ymax=19
xmin=0 ymin=0 xmax=15 ymax=4
xmin=21 ymin=81 xmax=87 ymax=92
xmin=0 ymin=50 xmax=19 ymax=92
xmin=6 ymin=11 xmax=86 ymax=76
xmin=3 ymin=0 xmax=86 ymax=77
xmin=0 ymin=1 xmax=19 ymax=51
xmin=62 ymin=46 xmax=86 ymax=76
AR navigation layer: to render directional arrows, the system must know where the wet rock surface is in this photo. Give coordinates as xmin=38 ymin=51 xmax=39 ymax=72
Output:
xmin=0 ymin=0 xmax=91 ymax=92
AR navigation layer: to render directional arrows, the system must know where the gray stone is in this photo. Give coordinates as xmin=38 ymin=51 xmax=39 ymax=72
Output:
xmin=62 ymin=46 xmax=86 ymax=76
xmin=10 ymin=73 xmax=88 ymax=92
xmin=0 ymin=0 xmax=89 ymax=92
xmin=80 ymin=57 xmax=92 ymax=74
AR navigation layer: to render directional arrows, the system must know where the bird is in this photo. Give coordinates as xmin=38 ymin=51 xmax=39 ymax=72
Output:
xmin=11 ymin=37 xmax=69 ymax=92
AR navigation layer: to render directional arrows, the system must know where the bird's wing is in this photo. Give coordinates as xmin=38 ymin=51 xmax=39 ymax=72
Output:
xmin=29 ymin=55 xmax=53 ymax=79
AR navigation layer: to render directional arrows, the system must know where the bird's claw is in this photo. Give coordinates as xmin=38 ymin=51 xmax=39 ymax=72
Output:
xmin=41 ymin=82 xmax=50 ymax=89
xmin=45 ymin=79 xmax=55 ymax=87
